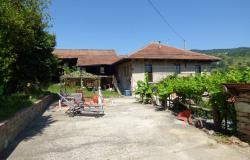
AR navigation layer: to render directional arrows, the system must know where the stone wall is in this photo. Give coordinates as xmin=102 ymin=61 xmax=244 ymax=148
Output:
xmin=0 ymin=94 xmax=57 ymax=153
xmin=235 ymin=93 xmax=250 ymax=139
xmin=131 ymin=59 xmax=213 ymax=90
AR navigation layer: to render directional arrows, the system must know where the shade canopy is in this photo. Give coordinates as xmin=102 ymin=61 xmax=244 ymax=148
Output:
xmin=61 ymin=71 xmax=100 ymax=80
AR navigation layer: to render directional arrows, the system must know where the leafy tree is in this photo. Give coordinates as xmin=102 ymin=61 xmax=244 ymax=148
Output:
xmin=0 ymin=0 xmax=58 ymax=94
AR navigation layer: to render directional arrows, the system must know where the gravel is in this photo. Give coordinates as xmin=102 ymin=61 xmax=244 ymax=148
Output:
xmin=7 ymin=97 xmax=250 ymax=160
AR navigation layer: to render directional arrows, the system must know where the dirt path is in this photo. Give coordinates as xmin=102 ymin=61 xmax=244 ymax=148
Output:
xmin=7 ymin=97 xmax=250 ymax=160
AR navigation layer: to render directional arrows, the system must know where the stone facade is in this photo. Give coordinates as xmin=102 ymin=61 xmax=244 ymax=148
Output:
xmin=0 ymin=95 xmax=57 ymax=153
xmin=130 ymin=59 xmax=212 ymax=90
xmin=235 ymin=93 xmax=250 ymax=138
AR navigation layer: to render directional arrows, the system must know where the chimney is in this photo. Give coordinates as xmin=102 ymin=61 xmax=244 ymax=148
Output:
xmin=158 ymin=41 xmax=161 ymax=48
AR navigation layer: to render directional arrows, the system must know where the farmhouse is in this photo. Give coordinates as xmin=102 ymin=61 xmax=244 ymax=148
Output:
xmin=53 ymin=42 xmax=220 ymax=93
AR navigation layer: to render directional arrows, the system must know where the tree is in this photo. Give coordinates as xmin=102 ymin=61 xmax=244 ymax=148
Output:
xmin=0 ymin=0 xmax=58 ymax=94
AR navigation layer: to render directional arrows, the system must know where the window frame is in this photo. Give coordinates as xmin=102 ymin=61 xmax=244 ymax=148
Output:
xmin=195 ymin=65 xmax=201 ymax=74
xmin=100 ymin=66 xmax=105 ymax=74
xmin=175 ymin=64 xmax=181 ymax=74
xmin=145 ymin=64 xmax=153 ymax=82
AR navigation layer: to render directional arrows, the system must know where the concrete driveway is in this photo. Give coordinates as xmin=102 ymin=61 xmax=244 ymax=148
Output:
xmin=6 ymin=97 xmax=250 ymax=160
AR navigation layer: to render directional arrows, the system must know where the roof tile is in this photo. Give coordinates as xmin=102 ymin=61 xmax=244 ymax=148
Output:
xmin=53 ymin=49 xmax=119 ymax=66
xmin=128 ymin=43 xmax=221 ymax=61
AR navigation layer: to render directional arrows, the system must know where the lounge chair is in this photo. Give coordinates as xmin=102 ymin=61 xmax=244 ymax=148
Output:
xmin=57 ymin=92 xmax=104 ymax=117
xmin=57 ymin=93 xmax=76 ymax=108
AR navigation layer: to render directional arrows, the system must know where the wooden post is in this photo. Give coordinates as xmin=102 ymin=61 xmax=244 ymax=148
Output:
xmin=59 ymin=99 xmax=61 ymax=108
xmin=80 ymin=68 xmax=83 ymax=88
xmin=225 ymin=113 xmax=228 ymax=132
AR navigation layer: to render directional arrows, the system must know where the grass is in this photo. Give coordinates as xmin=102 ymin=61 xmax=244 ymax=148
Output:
xmin=46 ymin=83 xmax=120 ymax=98
xmin=101 ymin=90 xmax=120 ymax=98
xmin=0 ymin=91 xmax=48 ymax=122
xmin=0 ymin=83 xmax=120 ymax=122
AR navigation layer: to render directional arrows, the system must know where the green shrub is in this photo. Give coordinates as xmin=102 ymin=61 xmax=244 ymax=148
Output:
xmin=134 ymin=73 xmax=152 ymax=103
xmin=154 ymin=67 xmax=250 ymax=131
xmin=0 ymin=93 xmax=34 ymax=121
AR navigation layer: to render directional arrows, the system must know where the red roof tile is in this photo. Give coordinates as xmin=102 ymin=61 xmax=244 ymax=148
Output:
xmin=128 ymin=43 xmax=221 ymax=61
xmin=53 ymin=43 xmax=220 ymax=66
xmin=53 ymin=49 xmax=119 ymax=66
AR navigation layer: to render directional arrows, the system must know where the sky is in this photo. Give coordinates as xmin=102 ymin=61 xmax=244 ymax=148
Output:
xmin=49 ymin=0 xmax=250 ymax=54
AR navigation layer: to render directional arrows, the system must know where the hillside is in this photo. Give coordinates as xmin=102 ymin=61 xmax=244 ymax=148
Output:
xmin=191 ymin=47 xmax=250 ymax=69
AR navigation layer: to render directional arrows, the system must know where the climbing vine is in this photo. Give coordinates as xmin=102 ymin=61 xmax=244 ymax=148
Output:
xmin=135 ymin=67 xmax=250 ymax=131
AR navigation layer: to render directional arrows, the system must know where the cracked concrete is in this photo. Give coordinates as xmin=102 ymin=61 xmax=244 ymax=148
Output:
xmin=6 ymin=97 xmax=250 ymax=160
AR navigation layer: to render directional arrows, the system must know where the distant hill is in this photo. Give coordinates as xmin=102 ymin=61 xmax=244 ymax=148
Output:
xmin=191 ymin=47 xmax=250 ymax=57
xmin=191 ymin=47 xmax=250 ymax=69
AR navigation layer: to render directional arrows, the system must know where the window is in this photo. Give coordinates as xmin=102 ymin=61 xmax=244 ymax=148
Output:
xmin=81 ymin=67 xmax=86 ymax=72
xmin=195 ymin=65 xmax=201 ymax=73
xmin=175 ymin=64 xmax=181 ymax=74
xmin=145 ymin=64 xmax=153 ymax=82
xmin=100 ymin=66 xmax=105 ymax=74
xmin=124 ymin=64 xmax=129 ymax=77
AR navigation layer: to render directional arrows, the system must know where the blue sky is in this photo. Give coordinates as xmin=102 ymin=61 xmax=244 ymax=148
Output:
xmin=49 ymin=0 xmax=250 ymax=54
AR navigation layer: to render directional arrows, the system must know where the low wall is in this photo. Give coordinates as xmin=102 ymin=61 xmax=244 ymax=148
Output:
xmin=235 ymin=93 xmax=250 ymax=139
xmin=0 ymin=94 xmax=57 ymax=153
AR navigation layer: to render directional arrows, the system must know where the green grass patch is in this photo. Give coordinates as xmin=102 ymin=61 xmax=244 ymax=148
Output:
xmin=0 ymin=89 xmax=50 ymax=122
xmin=0 ymin=93 xmax=37 ymax=121
xmin=0 ymin=83 xmax=120 ymax=122
xmin=45 ymin=83 xmax=120 ymax=98
xmin=101 ymin=90 xmax=120 ymax=98
xmin=45 ymin=83 xmax=79 ymax=93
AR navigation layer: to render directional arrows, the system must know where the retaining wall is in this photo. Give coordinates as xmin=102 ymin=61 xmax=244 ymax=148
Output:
xmin=0 ymin=94 xmax=56 ymax=153
xmin=235 ymin=93 xmax=250 ymax=139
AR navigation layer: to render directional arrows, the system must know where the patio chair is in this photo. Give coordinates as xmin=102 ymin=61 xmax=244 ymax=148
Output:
xmin=58 ymin=92 xmax=104 ymax=117
xmin=57 ymin=93 xmax=77 ymax=108
xmin=83 ymin=95 xmax=104 ymax=114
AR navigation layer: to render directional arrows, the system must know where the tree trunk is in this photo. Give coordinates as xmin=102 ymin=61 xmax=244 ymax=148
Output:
xmin=161 ymin=98 xmax=166 ymax=109
xmin=212 ymin=106 xmax=222 ymax=131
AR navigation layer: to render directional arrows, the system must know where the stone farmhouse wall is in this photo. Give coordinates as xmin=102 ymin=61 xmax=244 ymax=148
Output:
xmin=235 ymin=93 xmax=250 ymax=139
xmin=130 ymin=59 xmax=212 ymax=90
xmin=0 ymin=94 xmax=57 ymax=153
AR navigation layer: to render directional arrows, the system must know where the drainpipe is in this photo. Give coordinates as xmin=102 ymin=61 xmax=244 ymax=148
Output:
xmin=80 ymin=68 xmax=83 ymax=88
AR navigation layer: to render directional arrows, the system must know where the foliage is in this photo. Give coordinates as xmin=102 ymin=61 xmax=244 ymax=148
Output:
xmin=0 ymin=82 xmax=120 ymax=121
xmin=134 ymin=73 xmax=152 ymax=103
xmin=101 ymin=90 xmax=120 ymax=98
xmin=46 ymin=83 xmax=79 ymax=94
xmin=0 ymin=0 xmax=58 ymax=94
xmin=0 ymin=85 xmax=3 ymax=96
xmin=156 ymin=75 xmax=207 ymax=104
xmin=155 ymin=67 xmax=250 ymax=131
xmin=62 ymin=66 xmax=76 ymax=75
xmin=192 ymin=47 xmax=250 ymax=70
xmin=0 ymin=90 xmax=50 ymax=121
xmin=0 ymin=93 xmax=32 ymax=121
xmin=61 ymin=70 xmax=99 ymax=79
xmin=46 ymin=83 xmax=120 ymax=98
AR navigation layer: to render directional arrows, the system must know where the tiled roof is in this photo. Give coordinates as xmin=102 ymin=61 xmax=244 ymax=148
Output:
xmin=53 ymin=43 xmax=220 ymax=66
xmin=53 ymin=49 xmax=119 ymax=66
xmin=128 ymin=43 xmax=221 ymax=61
xmin=118 ymin=55 xmax=129 ymax=58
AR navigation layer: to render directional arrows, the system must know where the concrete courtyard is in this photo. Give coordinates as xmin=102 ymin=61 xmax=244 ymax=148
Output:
xmin=6 ymin=97 xmax=250 ymax=160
